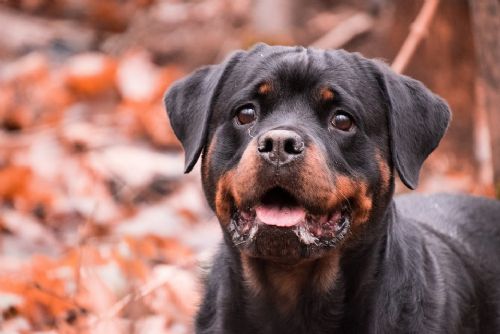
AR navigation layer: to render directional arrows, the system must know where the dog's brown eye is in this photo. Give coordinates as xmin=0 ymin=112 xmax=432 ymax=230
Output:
xmin=331 ymin=112 xmax=353 ymax=131
xmin=236 ymin=106 xmax=256 ymax=125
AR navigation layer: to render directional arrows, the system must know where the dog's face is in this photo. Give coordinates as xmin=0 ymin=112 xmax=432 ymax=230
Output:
xmin=165 ymin=44 xmax=450 ymax=263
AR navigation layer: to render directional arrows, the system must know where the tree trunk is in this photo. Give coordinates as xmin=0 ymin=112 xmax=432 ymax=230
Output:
xmin=468 ymin=0 xmax=500 ymax=198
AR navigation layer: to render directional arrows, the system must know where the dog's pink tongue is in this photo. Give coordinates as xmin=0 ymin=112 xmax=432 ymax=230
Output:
xmin=255 ymin=205 xmax=305 ymax=227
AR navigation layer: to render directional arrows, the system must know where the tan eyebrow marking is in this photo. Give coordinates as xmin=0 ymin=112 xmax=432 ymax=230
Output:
xmin=257 ymin=82 xmax=272 ymax=95
xmin=319 ymin=87 xmax=335 ymax=101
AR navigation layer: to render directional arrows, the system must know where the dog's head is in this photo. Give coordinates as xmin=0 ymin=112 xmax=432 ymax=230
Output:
xmin=165 ymin=44 xmax=450 ymax=263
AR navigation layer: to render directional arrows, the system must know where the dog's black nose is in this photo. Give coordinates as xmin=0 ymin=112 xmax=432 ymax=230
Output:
xmin=257 ymin=129 xmax=304 ymax=166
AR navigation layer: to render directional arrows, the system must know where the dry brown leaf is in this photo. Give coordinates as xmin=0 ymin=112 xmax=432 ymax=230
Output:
xmin=78 ymin=265 xmax=120 ymax=315
xmin=143 ymin=265 xmax=200 ymax=325
xmin=116 ymin=51 xmax=161 ymax=104
xmin=0 ymin=52 xmax=49 ymax=84
xmin=64 ymin=53 xmax=117 ymax=97
xmin=1 ymin=210 xmax=62 ymax=252
xmin=136 ymin=103 xmax=181 ymax=149
xmin=0 ymin=52 xmax=71 ymax=131
xmin=122 ymin=235 xmax=194 ymax=267
xmin=134 ymin=315 xmax=170 ymax=334
xmin=0 ymin=165 xmax=54 ymax=214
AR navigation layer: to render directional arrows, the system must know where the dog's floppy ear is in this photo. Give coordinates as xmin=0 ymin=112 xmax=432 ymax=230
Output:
xmin=164 ymin=51 xmax=244 ymax=173
xmin=375 ymin=63 xmax=451 ymax=189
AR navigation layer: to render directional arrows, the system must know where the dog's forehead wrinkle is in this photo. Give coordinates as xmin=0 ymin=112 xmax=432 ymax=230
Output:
xmin=258 ymin=54 xmax=325 ymax=87
xmin=243 ymin=46 xmax=372 ymax=94
xmin=222 ymin=52 xmax=377 ymax=120
xmin=239 ymin=46 xmax=309 ymax=85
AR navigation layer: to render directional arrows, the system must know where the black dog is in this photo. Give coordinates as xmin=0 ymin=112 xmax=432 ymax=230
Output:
xmin=165 ymin=44 xmax=500 ymax=333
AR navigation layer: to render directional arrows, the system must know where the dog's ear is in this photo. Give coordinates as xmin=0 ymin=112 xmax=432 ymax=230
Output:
xmin=164 ymin=51 xmax=244 ymax=173
xmin=374 ymin=62 xmax=451 ymax=189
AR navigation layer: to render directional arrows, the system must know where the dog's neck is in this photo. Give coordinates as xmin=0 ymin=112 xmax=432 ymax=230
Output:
xmin=232 ymin=201 xmax=394 ymax=317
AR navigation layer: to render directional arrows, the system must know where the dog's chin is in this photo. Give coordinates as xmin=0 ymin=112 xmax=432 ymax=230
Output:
xmin=226 ymin=187 xmax=352 ymax=262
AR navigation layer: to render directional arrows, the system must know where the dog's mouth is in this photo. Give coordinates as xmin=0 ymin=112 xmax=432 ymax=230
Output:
xmin=228 ymin=187 xmax=351 ymax=259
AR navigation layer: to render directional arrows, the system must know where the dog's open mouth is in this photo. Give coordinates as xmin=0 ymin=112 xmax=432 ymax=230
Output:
xmin=228 ymin=187 xmax=351 ymax=256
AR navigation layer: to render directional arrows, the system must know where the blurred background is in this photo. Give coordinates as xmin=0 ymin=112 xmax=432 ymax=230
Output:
xmin=0 ymin=0 xmax=498 ymax=332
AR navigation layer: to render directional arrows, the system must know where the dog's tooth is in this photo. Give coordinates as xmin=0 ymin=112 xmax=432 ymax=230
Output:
xmin=248 ymin=224 xmax=258 ymax=240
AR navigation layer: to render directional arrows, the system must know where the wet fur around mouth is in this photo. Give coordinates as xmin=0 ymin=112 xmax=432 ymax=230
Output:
xmin=231 ymin=205 xmax=350 ymax=245
xmin=224 ymin=184 xmax=353 ymax=259
xmin=164 ymin=44 xmax=500 ymax=333
xmin=229 ymin=187 xmax=352 ymax=252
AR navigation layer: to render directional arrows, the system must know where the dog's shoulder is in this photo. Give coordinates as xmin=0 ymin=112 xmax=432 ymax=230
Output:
xmin=395 ymin=193 xmax=500 ymax=269
xmin=372 ymin=194 xmax=500 ymax=332
xmin=395 ymin=193 xmax=500 ymax=236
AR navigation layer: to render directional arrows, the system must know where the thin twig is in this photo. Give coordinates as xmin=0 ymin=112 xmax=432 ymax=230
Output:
xmin=89 ymin=268 xmax=173 ymax=325
xmin=74 ymin=202 xmax=99 ymax=300
xmin=310 ymin=12 xmax=374 ymax=49
xmin=391 ymin=0 xmax=441 ymax=73
xmin=473 ymin=79 xmax=494 ymax=187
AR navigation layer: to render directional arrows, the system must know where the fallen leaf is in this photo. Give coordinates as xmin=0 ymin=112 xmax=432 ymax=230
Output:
xmin=64 ymin=53 xmax=117 ymax=97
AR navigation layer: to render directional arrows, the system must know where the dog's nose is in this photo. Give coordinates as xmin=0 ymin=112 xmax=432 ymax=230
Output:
xmin=257 ymin=129 xmax=304 ymax=166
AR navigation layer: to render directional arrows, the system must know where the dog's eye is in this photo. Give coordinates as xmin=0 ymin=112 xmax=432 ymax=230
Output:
xmin=235 ymin=105 xmax=256 ymax=125
xmin=331 ymin=111 xmax=353 ymax=131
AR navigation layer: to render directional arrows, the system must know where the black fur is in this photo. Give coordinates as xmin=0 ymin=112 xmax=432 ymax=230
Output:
xmin=376 ymin=64 xmax=451 ymax=189
xmin=165 ymin=50 xmax=245 ymax=172
xmin=164 ymin=44 xmax=500 ymax=333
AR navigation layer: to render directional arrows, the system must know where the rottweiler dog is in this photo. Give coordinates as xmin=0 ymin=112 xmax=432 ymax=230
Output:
xmin=164 ymin=44 xmax=500 ymax=333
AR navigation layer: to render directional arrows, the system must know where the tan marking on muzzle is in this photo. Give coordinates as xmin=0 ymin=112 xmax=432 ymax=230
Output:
xmin=201 ymin=135 xmax=217 ymax=186
xmin=298 ymin=145 xmax=373 ymax=225
xmin=214 ymin=141 xmax=262 ymax=224
xmin=216 ymin=140 xmax=373 ymax=226
xmin=229 ymin=141 xmax=262 ymax=205
xmin=296 ymin=144 xmax=337 ymax=207
xmin=376 ymin=150 xmax=391 ymax=191
xmin=215 ymin=170 xmax=236 ymax=225
xmin=335 ymin=175 xmax=373 ymax=226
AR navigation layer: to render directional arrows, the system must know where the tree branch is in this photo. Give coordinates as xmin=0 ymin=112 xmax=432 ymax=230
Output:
xmin=310 ymin=12 xmax=374 ymax=50
xmin=391 ymin=0 xmax=440 ymax=74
